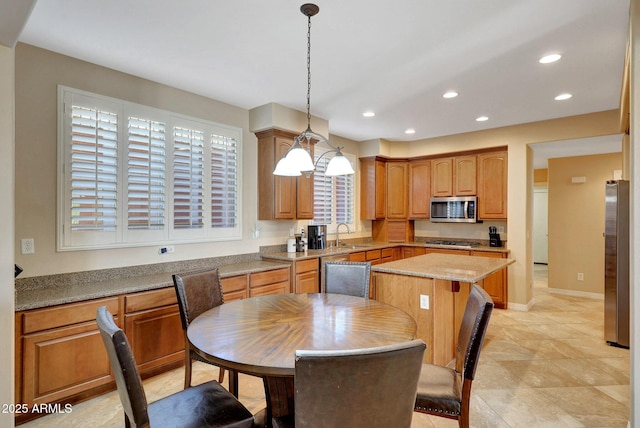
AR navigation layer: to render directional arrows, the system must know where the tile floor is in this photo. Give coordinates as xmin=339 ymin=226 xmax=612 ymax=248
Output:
xmin=21 ymin=264 xmax=630 ymax=427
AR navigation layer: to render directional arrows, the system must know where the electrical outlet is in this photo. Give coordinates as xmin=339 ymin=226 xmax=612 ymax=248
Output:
xmin=420 ymin=294 xmax=429 ymax=310
xmin=158 ymin=246 xmax=174 ymax=255
xmin=498 ymin=226 xmax=505 ymax=233
xmin=21 ymin=238 xmax=35 ymax=255
xmin=577 ymin=273 xmax=584 ymax=281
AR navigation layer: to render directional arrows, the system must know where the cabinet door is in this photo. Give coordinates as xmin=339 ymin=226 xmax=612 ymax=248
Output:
xmin=386 ymin=161 xmax=408 ymax=219
xmin=477 ymin=151 xmax=508 ymax=219
xmin=454 ymin=155 xmax=477 ymax=196
xmin=250 ymin=268 xmax=291 ymax=296
xmin=431 ymin=157 xmax=453 ymax=197
xmin=471 ymin=251 xmax=507 ymax=308
xmin=296 ymin=144 xmax=315 ymax=219
xmin=274 ymin=137 xmax=297 ymax=219
xmin=360 ymin=158 xmax=386 ymax=220
xmin=221 ymin=275 xmax=249 ymax=301
xmin=124 ymin=305 xmax=184 ymax=377
xmin=408 ymin=160 xmax=431 ymax=218
xmin=22 ymin=322 xmax=113 ymax=406
xmin=295 ymin=271 xmax=319 ymax=293
xmin=250 ymin=282 xmax=289 ymax=297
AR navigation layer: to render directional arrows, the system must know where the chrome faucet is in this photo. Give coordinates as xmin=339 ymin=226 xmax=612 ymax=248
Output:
xmin=336 ymin=223 xmax=351 ymax=247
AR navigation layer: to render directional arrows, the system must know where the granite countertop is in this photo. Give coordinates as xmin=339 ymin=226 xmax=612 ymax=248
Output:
xmin=261 ymin=241 xmax=508 ymax=261
xmin=371 ymin=253 xmax=515 ymax=283
xmin=16 ymin=260 xmax=289 ymax=311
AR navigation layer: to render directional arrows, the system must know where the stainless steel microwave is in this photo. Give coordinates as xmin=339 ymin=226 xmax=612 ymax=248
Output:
xmin=430 ymin=196 xmax=478 ymax=223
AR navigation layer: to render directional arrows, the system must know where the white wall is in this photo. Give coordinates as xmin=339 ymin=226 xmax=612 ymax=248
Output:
xmin=0 ymin=44 xmax=16 ymax=427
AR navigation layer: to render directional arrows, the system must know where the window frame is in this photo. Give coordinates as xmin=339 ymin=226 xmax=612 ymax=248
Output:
xmin=57 ymin=85 xmax=242 ymax=251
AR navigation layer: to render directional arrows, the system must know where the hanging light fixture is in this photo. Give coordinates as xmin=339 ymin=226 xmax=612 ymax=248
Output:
xmin=273 ymin=3 xmax=354 ymax=177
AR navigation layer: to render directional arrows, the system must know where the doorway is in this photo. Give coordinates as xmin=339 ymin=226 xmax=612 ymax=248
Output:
xmin=533 ymin=187 xmax=548 ymax=264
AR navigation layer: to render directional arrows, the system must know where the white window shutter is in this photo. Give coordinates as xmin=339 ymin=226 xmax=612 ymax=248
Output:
xmin=173 ymin=126 xmax=205 ymax=229
xmin=210 ymin=133 xmax=238 ymax=228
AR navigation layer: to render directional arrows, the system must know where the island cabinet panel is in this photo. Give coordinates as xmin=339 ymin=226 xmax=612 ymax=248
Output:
xmin=16 ymin=297 xmax=119 ymax=419
xmin=477 ymin=150 xmax=508 ymax=219
xmin=373 ymin=273 xmax=470 ymax=365
xmin=360 ymin=157 xmax=387 ymax=220
xmin=408 ymin=159 xmax=431 ymax=219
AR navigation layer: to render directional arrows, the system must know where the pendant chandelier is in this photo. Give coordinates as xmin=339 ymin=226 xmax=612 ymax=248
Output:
xmin=273 ymin=3 xmax=355 ymax=177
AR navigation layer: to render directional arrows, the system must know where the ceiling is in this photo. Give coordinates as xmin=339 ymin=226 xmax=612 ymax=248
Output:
xmin=5 ymin=0 xmax=630 ymax=166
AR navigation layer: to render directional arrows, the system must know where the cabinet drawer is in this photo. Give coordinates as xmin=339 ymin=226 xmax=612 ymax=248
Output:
xmin=221 ymin=274 xmax=249 ymax=293
xmin=296 ymin=258 xmax=319 ymax=274
xmin=250 ymin=268 xmax=290 ymax=288
xmin=381 ymin=248 xmax=394 ymax=259
xmin=125 ymin=287 xmax=177 ymax=313
xmin=250 ymin=282 xmax=289 ymax=297
xmin=21 ymin=297 xmax=119 ymax=334
xmin=349 ymin=251 xmax=366 ymax=262
xmin=366 ymin=249 xmax=381 ymax=261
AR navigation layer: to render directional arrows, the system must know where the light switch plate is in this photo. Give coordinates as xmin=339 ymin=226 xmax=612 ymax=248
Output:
xmin=420 ymin=294 xmax=429 ymax=310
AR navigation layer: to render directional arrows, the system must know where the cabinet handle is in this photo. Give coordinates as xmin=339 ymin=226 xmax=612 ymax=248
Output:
xmin=452 ymin=280 xmax=460 ymax=293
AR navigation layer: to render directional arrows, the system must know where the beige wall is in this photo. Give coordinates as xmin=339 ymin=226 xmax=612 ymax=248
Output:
xmin=1 ymin=44 xmax=15 ymax=426
xmin=548 ymin=153 xmax=622 ymax=296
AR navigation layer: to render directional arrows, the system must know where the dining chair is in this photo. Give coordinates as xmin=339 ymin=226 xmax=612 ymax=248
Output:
xmin=323 ymin=260 xmax=371 ymax=298
xmin=96 ymin=306 xmax=256 ymax=428
xmin=413 ymin=284 xmax=494 ymax=428
xmin=173 ymin=268 xmax=231 ymax=390
xmin=271 ymin=339 xmax=426 ymax=428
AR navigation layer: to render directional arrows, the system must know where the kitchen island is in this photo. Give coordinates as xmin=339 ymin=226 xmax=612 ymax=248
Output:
xmin=371 ymin=253 xmax=514 ymax=364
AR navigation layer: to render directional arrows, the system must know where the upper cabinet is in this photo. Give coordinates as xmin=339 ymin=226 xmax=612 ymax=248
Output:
xmin=386 ymin=161 xmax=409 ymax=219
xmin=360 ymin=157 xmax=386 ymax=220
xmin=477 ymin=150 xmax=508 ymax=219
xmin=408 ymin=160 xmax=431 ymax=219
xmin=256 ymin=129 xmax=314 ymax=220
xmin=454 ymin=155 xmax=477 ymax=196
xmin=431 ymin=156 xmax=476 ymax=197
xmin=431 ymin=157 xmax=453 ymax=197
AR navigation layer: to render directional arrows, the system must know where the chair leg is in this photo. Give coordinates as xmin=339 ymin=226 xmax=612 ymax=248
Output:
xmin=218 ymin=367 xmax=225 ymax=383
xmin=228 ymin=370 xmax=239 ymax=398
xmin=184 ymin=352 xmax=193 ymax=389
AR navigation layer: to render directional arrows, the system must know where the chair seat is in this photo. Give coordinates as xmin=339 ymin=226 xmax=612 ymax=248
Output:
xmin=148 ymin=381 xmax=254 ymax=428
xmin=414 ymin=363 xmax=462 ymax=417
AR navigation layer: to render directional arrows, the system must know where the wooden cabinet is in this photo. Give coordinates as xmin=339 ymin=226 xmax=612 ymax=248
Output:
xmin=470 ymin=251 xmax=508 ymax=308
xmin=360 ymin=157 xmax=386 ymax=219
xmin=431 ymin=156 xmax=476 ymax=197
xmin=408 ymin=160 xmax=431 ymax=219
xmin=294 ymin=259 xmax=320 ymax=293
xmin=386 ymin=161 xmax=409 ymax=219
xmin=16 ymin=297 xmax=119 ymax=421
xmin=123 ymin=288 xmax=184 ymax=378
xmin=431 ymin=157 xmax=453 ymax=197
xmin=256 ymin=128 xmax=314 ymax=220
xmin=477 ymin=150 xmax=508 ymax=219
xmin=401 ymin=246 xmax=426 ymax=259
xmin=221 ymin=275 xmax=249 ymax=302
xmin=454 ymin=155 xmax=477 ymax=195
xmin=250 ymin=267 xmax=291 ymax=296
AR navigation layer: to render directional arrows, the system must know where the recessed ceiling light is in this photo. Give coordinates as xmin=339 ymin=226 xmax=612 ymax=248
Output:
xmin=475 ymin=116 xmax=489 ymax=122
xmin=362 ymin=111 xmax=375 ymax=117
xmin=539 ymin=54 xmax=562 ymax=64
xmin=443 ymin=91 xmax=459 ymax=99
xmin=405 ymin=128 xmax=416 ymax=134
xmin=555 ymin=93 xmax=572 ymax=101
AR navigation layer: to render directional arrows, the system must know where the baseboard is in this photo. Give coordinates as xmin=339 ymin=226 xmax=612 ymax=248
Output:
xmin=507 ymin=298 xmax=535 ymax=312
xmin=546 ymin=287 xmax=604 ymax=300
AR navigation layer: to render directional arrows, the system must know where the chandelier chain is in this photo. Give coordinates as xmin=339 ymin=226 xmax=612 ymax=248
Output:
xmin=306 ymin=13 xmax=312 ymax=127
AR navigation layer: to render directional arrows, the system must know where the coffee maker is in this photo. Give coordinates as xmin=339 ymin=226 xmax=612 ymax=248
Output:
xmin=307 ymin=225 xmax=327 ymax=249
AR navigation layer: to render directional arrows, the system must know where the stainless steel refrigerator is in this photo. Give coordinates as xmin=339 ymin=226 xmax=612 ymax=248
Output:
xmin=604 ymin=180 xmax=629 ymax=348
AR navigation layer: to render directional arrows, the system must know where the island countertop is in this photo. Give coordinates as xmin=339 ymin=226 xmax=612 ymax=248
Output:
xmin=371 ymin=253 xmax=515 ymax=283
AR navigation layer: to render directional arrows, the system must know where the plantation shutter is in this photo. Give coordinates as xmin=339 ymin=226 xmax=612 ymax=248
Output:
xmin=313 ymin=156 xmax=332 ymax=224
xmin=173 ymin=126 xmax=205 ymax=229
xmin=210 ymin=133 xmax=238 ymax=228
xmin=127 ymin=117 xmax=166 ymax=230
xmin=335 ymin=172 xmax=354 ymax=224
xmin=69 ymin=105 xmax=118 ymax=231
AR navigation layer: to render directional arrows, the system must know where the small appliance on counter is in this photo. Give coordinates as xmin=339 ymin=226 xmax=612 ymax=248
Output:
xmin=287 ymin=238 xmax=297 ymax=253
xmin=489 ymin=226 xmax=502 ymax=247
xmin=307 ymin=225 xmax=327 ymax=249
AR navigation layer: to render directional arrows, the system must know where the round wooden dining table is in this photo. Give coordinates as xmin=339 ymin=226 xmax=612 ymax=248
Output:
xmin=187 ymin=292 xmax=417 ymax=424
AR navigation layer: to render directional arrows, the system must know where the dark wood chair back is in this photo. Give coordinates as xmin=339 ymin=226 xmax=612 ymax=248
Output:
xmin=324 ymin=261 xmax=371 ymax=298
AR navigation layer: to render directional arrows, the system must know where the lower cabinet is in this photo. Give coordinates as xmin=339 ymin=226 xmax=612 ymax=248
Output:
xmin=123 ymin=288 xmax=185 ymax=379
xmin=15 ymin=297 xmax=119 ymax=424
xmin=470 ymin=251 xmax=508 ymax=309
xmin=249 ymin=267 xmax=291 ymax=296
xmin=294 ymin=259 xmax=320 ymax=293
